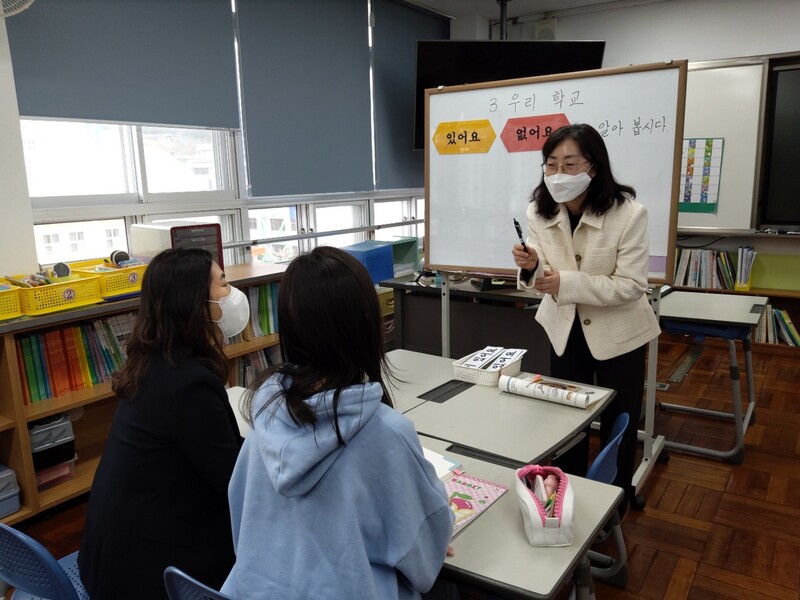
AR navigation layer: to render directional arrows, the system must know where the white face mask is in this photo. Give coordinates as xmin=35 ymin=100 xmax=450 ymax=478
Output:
xmin=209 ymin=285 xmax=250 ymax=338
xmin=543 ymin=172 xmax=592 ymax=204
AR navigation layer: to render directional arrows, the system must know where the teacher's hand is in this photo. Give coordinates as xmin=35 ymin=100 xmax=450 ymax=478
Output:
xmin=534 ymin=269 xmax=560 ymax=296
xmin=512 ymin=243 xmax=538 ymax=271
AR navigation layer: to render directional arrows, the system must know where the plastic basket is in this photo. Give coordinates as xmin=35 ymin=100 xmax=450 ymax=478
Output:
xmin=0 ymin=279 xmax=23 ymax=321
xmin=70 ymin=259 xmax=146 ymax=299
xmin=15 ymin=275 xmax=103 ymax=316
xmin=453 ymin=351 xmax=522 ymax=386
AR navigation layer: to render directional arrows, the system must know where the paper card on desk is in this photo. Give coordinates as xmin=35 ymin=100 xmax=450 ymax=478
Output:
xmin=445 ymin=473 xmax=508 ymax=538
xmin=486 ymin=348 xmax=526 ymax=371
xmin=498 ymin=373 xmax=611 ymax=409
xmin=422 ymin=446 xmax=461 ymax=479
xmin=460 ymin=346 xmax=504 ymax=369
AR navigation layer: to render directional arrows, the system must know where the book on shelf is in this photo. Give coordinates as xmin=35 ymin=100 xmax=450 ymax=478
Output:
xmin=674 ymin=248 xmax=690 ymax=286
xmin=773 ymin=308 xmax=800 ymax=347
xmin=20 ymin=336 xmax=41 ymax=402
xmin=60 ymin=328 xmax=85 ymax=391
xmin=42 ymin=330 xmax=71 ymax=398
xmin=15 ymin=338 xmax=30 ymax=405
xmin=71 ymin=327 xmax=94 ymax=388
xmin=444 ymin=472 xmax=508 ymax=538
xmin=31 ymin=335 xmax=52 ymax=399
xmin=779 ymin=308 xmax=800 ymax=346
xmin=736 ymin=245 xmax=757 ymax=288
xmin=498 ymin=373 xmax=612 ymax=409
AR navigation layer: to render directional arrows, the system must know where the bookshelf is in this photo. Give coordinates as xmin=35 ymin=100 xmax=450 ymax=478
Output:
xmin=673 ymin=233 xmax=800 ymax=352
xmin=0 ymin=261 xmax=286 ymax=526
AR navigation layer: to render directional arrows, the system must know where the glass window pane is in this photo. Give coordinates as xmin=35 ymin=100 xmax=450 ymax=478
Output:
xmin=374 ymin=200 xmax=404 ymax=242
xmin=142 ymin=127 xmax=222 ymax=193
xmin=20 ymin=120 xmax=130 ymax=197
xmin=34 ymin=219 xmax=128 ymax=265
xmin=315 ymin=204 xmax=366 ymax=248
xmin=248 ymin=207 xmax=299 ymax=264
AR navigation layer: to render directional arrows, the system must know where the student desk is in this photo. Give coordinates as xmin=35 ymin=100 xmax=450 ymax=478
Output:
xmin=658 ymin=290 xmax=767 ymax=463
xmin=423 ymin=435 xmax=623 ymax=599
xmin=389 ymin=349 xmax=615 ymax=468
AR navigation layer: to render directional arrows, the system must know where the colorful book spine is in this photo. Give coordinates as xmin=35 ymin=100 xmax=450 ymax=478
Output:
xmin=71 ymin=327 xmax=94 ymax=387
xmin=15 ymin=338 xmax=30 ymax=405
xmin=270 ymin=282 xmax=280 ymax=334
xmin=30 ymin=334 xmax=52 ymax=399
xmin=20 ymin=336 xmax=41 ymax=402
xmin=60 ymin=327 xmax=85 ymax=391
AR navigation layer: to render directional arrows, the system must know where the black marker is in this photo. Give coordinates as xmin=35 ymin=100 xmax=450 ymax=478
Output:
xmin=513 ymin=218 xmax=529 ymax=253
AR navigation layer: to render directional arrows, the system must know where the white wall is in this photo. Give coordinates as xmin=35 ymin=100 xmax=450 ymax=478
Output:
xmin=556 ymin=0 xmax=800 ymax=66
xmin=0 ymin=20 xmax=38 ymax=273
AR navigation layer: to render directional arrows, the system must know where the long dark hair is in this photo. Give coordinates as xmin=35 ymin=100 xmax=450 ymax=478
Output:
xmin=532 ymin=123 xmax=636 ymax=219
xmin=242 ymin=246 xmax=393 ymax=445
xmin=112 ymin=248 xmax=229 ymax=400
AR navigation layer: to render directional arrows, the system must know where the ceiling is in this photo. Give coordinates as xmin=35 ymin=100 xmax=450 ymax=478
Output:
xmin=405 ymin=0 xmax=669 ymax=20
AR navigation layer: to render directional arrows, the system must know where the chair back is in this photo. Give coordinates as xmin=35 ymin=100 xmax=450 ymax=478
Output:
xmin=586 ymin=412 xmax=630 ymax=485
xmin=0 ymin=523 xmax=80 ymax=600
xmin=164 ymin=566 xmax=233 ymax=600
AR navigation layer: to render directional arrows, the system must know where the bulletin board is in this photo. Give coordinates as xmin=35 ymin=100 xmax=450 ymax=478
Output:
xmin=678 ymin=59 xmax=765 ymax=231
xmin=425 ymin=61 xmax=687 ymax=283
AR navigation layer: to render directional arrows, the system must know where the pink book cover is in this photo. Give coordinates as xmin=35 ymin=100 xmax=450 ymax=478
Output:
xmin=444 ymin=472 xmax=508 ymax=538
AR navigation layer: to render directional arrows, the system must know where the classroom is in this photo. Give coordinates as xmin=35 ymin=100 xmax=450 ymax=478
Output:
xmin=1 ymin=1 xmax=799 ymax=598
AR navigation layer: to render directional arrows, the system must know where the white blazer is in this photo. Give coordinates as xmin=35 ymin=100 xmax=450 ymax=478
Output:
xmin=518 ymin=197 xmax=660 ymax=360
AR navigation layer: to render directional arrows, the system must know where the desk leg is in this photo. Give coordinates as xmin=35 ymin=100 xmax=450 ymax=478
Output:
xmin=661 ymin=336 xmax=756 ymax=464
xmin=572 ymin=555 xmax=596 ymax=600
xmin=632 ymin=334 xmax=665 ymax=500
xmin=392 ymin=289 xmax=405 ymax=349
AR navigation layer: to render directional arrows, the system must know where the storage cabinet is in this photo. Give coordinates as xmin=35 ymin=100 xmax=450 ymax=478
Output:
xmin=0 ymin=262 xmax=286 ymax=525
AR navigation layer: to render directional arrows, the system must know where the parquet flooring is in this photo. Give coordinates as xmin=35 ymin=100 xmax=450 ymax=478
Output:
xmin=16 ymin=333 xmax=800 ymax=599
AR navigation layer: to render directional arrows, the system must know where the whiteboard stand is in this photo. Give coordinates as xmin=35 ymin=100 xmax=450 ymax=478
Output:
xmin=632 ymin=286 xmax=666 ymax=502
xmin=440 ymin=273 xmax=451 ymax=359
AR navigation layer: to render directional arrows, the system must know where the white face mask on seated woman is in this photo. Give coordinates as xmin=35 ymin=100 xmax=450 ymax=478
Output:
xmin=209 ymin=285 xmax=250 ymax=338
xmin=543 ymin=172 xmax=592 ymax=204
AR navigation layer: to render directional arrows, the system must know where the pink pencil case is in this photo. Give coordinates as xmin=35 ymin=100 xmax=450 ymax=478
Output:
xmin=514 ymin=464 xmax=574 ymax=547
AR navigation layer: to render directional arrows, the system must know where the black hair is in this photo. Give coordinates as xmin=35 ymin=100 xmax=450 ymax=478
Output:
xmin=242 ymin=246 xmax=393 ymax=445
xmin=532 ymin=123 xmax=636 ymax=219
xmin=112 ymin=248 xmax=228 ymax=400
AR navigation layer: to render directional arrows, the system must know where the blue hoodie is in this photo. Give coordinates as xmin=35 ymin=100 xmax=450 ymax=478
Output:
xmin=222 ymin=374 xmax=455 ymax=599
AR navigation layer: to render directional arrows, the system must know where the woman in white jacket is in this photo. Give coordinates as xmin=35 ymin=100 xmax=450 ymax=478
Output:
xmin=512 ymin=123 xmax=660 ymax=515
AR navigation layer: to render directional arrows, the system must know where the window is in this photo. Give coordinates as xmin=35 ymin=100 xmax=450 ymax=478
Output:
xmin=34 ymin=219 xmax=129 ymax=265
xmin=312 ymin=202 xmax=368 ymax=249
xmin=248 ymin=206 xmax=299 ymax=264
xmin=23 ymin=119 xmax=239 ymax=266
xmin=20 ymin=120 xmax=133 ymax=197
xmin=141 ymin=127 xmax=226 ymax=193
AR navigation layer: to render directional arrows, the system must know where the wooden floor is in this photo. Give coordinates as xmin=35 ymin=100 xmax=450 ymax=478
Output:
xmin=17 ymin=333 xmax=800 ymax=599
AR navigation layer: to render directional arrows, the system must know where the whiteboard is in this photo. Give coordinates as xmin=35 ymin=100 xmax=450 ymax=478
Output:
xmin=678 ymin=61 xmax=764 ymax=231
xmin=425 ymin=61 xmax=686 ymax=283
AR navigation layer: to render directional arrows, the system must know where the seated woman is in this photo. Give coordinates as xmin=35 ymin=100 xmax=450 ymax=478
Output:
xmin=222 ymin=246 xmax=455 ymax=599
xmin=79 ymin=248 xmax=247 ymax=599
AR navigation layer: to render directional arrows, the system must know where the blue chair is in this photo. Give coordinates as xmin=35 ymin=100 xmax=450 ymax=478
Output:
xmin=164 ymin=566 xmax=233 ymax=600
xmin=585 ymin=411 xmax=630 ymax=588
xmin=0 ymin=523 xmax=88 ymax=600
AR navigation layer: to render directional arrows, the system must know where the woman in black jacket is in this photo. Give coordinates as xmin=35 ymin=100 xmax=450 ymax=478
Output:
xmin=79 ymin=248 xmax=247 ymax=599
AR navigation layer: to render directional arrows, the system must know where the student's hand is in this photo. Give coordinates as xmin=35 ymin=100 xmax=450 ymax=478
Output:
xmin=512 ymin=243 xmax=538 ymax=271
xmin=446 ymin=546 xmax=455 ymax=557
xmin=534 ymin=269 xmax=560 ymax=296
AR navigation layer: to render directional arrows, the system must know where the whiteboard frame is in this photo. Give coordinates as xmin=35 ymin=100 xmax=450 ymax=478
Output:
xmin=677 ymin=57 xmax=768 ymax=233
xmin=424 ymin=61 xmax=687 ymax=285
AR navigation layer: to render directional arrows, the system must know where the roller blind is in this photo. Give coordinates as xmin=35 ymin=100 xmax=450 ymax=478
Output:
xmin=237 ymin=0 xmax=373 ymax=196
xmin=372 ymin=0 xmax=448 ymax=190
xmin=6 ymin=0 xmax=239 ymax=129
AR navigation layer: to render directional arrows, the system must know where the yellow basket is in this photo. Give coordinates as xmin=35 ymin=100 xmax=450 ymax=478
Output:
xmin=0 ymin=279 xmax=23 ymax=321
xmin=69 ymin=259 xmax=147 ymax=299
xmin=15 ymin=275 xmax=103 ymax=316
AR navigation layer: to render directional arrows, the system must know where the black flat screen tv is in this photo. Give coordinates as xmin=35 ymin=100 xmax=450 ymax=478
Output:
xmin=758 ymin=61 xmax=800 ymax=231
xmin=414 ymin=40 xmax=606 ymax=150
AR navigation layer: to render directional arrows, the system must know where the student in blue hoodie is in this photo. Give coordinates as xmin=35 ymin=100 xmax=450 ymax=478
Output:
xmin=222 ymin=246 xmax=455 ymax=599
